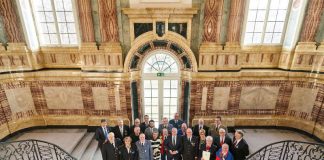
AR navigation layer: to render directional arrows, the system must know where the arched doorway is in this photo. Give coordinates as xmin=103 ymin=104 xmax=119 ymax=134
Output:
xmin=141 ymin=50 xmax=180 ymax=126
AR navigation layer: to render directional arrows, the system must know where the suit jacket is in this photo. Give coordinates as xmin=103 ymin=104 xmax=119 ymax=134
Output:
xmin=102 ymin=138 xmax=122 ymax=160
xmin=136 ymin=140 xmax=153 ymax=160
xmin=181 ymin=136 xmax=199 ymax=160
xmin=169 ymin=119 xmax=183 ymax=129
xmin=144 ymin=127 xmax=158 ymax=140
xmin=214 ymin=135 xmax=232 ymax=151
xmin=231 ymin=138 xmax=249 ymax=160
xmin=130 ymin=134 xmax=140 ymax=144
xmin=164 ymin=136 xmax=182 ymax=160
xmin=177 ymin=129 xmax=186 ymax=136
xmin=130 ymin=125 xmax=140 ymax=135
xmin=140 ymin=122 xmax=149 ymax=133
xmin=113 ymin=125 xmax=130 ymax=140
xmin=158 ymin=124 xmax=173 ymax=133
xmin=95 ymin=126 xmax=110 ymax=149
xmin=208 ymin=124 xmax=228 ymax=137
xmin=193 ymin=125 xmax=209 ymax=137
xmin=198 ymin=144 xmax=217 ymax=160
xmin=119 ymin=145 xmax=138 ymax=160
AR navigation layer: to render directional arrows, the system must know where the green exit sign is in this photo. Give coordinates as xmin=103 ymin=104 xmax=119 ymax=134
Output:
xmin=157 ymin=73 xmax=165 ymax=77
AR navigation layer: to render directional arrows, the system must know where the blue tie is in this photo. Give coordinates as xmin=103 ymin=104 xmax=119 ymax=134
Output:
xmin=103 ymin=128 xmax=108 ymax=139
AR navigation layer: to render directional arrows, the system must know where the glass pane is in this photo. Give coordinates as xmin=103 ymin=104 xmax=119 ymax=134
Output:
xmin=277 ymin=10 xmax=287 ymax=21
xmin=63 ymin=0 xmax=73 ymax=11
xmin=56 ymin=12 xmax=66 ymax=22
xmin=266 ymin=22 xmax=275 ymax=32
xmin=248 ymin=10 xmax=257 ymax=21
xmin=246 ymin=22 xmax=255 ymax=32
xmin=263 ymin=33 xmax=273 ymax=43
xmin=272 ymin=33 xmax=282 ymax=43
xmin=144 ymin=98 xmax=151 ymax=105
xmin=244 ymin=33 xmax=253 ymax=44
xmin=144 ymin=89 xmax=151 ymax=97
xmin=65 ymin=12 xmax=74 ymax=22
xmin=279 ymin=0 xmax=289 ymax=9
xmin=49 ymin=34 xmax=58 ymax=44
xmin=164 ymin=89 xmax=170 ymax=97
xmin=170 ymin=98 xmax=177 ymax=105
xmin=164 ymin=80 xmax=170 ymax=88
xmin=152 ymin=98 xmax=158 ymax=105
xmin=151 ymin=80 xmax=158 ymax=88
xmin=144 ymin=80 xmax=151 ymax=89
xmin=258 ymin=0 xmax=268 ymax=9
xmin=151 ymin=106 xmax=159 ymax=113
xmin=268 ymin=10 xmax=278 ymax=21
xmin=40 ymin=34 xmax=50 ymax=44
xmin=152 ymin=89 xmax=158 ymax=97
xmin=170 ymin=107 xmax=177 ymax=113
xmin=253 ymin=33 xmax=262 ymax=43
xmin=54 ymin=0 xmax=64 ymax=11
xmin=256 ymin=10 xmax=266 ymax=21
xmin=42 ymin=0 xmax=53 ymax=11
xmin=274 ymin=22 xmax=284 ymax=32
xmin=254 ymin=22 xmax=264 ymax=32
xmin=68 ymin=34 xmax=76 ymax=44
xmin=270 ymin=0 xmax=280 ymax=9
xmin=171 ymin=80 xmax=178 ymax=89
xmin=67 ymin=23 xmax=76 ymax=33
xmin=37 ymin=12 xmax=46 ymax=22
xmin=164 ymin=98 xmax=170 ymax=105
xmin=171 ymin=89 xmax=178 ymax=97
xmin=145 ymin=107 xmax=152 ymax=113
xmin=143 ymin=52 xmax=178 ymax=73
xmin=60 ymin=34 xmax=69 ymax=44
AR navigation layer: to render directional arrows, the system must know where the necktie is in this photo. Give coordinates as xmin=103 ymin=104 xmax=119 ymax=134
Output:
xmin=175 ymin=120 xmax=177 ymax=124
xmin=103 ymin=127 xmax=108 ymax=139
xmin=220 ymin=137 xmax=224 ymax=146
xmin=151 ymin=128 xmax=153 ymax=133
xmin=142 ymin=143 xmax=144 ymax=147
xmin=172 ymin=136 xmax=176 ymax=146
xmin=200 ymin=126 xmax=202 ymax=130
xmin=233 ymin=140 xmax=237 ymax=146
xmin=188 ymin=137 xmax=191 ymax=142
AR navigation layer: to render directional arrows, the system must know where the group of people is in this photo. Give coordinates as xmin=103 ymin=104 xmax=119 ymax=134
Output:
xmin=95 ymin=113 xmax=249 ymax=160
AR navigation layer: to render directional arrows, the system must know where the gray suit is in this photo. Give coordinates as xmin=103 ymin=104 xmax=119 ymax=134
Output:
xmin=144 ymin=127 xmax=158 ymax=140
xmin=136 ymin=140 xmax=153 ymax=160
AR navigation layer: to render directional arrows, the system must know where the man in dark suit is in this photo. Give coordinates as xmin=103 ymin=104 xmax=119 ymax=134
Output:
xmin=164 ymin=128 xmax=182 ymax=160
xmin=113 ymin=119 xmax=130 ymax=140
xmin=214 ymin=128 xmax=232 ymax=151
xmin=136 ymin=133 xmax=153 ymax=160
xmin=231 ymin=130 xmax=249 ymax=160
xmin=182 ymin=128 xmax=198 ymax=160
xmin=130 ymin=118 xmax=141 ymax=135
xmin=95 ymin=119 xmax=110 ymax=160
xmin=140 ymin=115 xmax=150 ymax=133
xmin=169 ymin=113 xmax=184 ymax=129
xmin=158 ymin=117 xmax=173 ymax=133
xmin=102 ymin=132 xmax=122 ymax=160
xmin=208 ymin=116 xmax=228 ymax=137
xmin=130 ymin=126 xmax=141 ymax=144
xmin=119 ymin=136 xmax=138 ymax=160
xmin=193 ymin=118 xmax=209 ymax=137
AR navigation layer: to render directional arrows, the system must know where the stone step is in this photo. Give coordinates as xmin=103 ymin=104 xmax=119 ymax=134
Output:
xmin=71 ymin=132 xmax=95 ymax=159
xmin=92 ymin=147 xmax=103 ymax=160
xmin=80 ymin=139 xmax=98 ymax=160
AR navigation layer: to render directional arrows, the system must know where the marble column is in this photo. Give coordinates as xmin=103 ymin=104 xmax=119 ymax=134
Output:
xmin=226 ymin=0 xmax=245 ymax=43
xmin=202 ymin=0 xmax=224 ymax=43
xmin=0 ymin=0 xmax=24 ymax=43
xmin=77 ymin=0 xmax=95 ymax=42
xmin=97 ymin=0 xmax=119 ymax=42
xmin=299 ymin=0 xmax=324 ymax=42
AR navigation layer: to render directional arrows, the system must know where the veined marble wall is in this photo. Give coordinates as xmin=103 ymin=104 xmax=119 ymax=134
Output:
xmin=0 ymin=71 xmax=323 ymax=140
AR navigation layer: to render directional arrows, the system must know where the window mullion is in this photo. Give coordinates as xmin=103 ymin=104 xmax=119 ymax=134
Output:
xmin=28 ymin=0 xmax=42 ymax=46
xmin=262 ymin=0 xmax=272 ymax=44
xmin=281 ymin=0 xmax=293 ymax=44
xmin=51 ymin=0 xmax=62 ymax=45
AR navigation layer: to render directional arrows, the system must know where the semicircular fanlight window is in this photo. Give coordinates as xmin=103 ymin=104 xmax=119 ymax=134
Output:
xmin=143 ymin=52 xmax=178 ymax=73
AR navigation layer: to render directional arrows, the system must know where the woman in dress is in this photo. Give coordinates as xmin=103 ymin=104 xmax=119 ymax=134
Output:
xmin=198 ymin=129 xmax=207 ymax=152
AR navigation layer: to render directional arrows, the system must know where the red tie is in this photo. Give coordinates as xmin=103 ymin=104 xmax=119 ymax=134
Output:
xmin=220 ymin=137 xmax=224 ymax=146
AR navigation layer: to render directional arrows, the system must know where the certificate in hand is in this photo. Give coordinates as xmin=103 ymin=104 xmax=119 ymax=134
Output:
xmin=202 ymin=151 xmax=210 ymax=159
